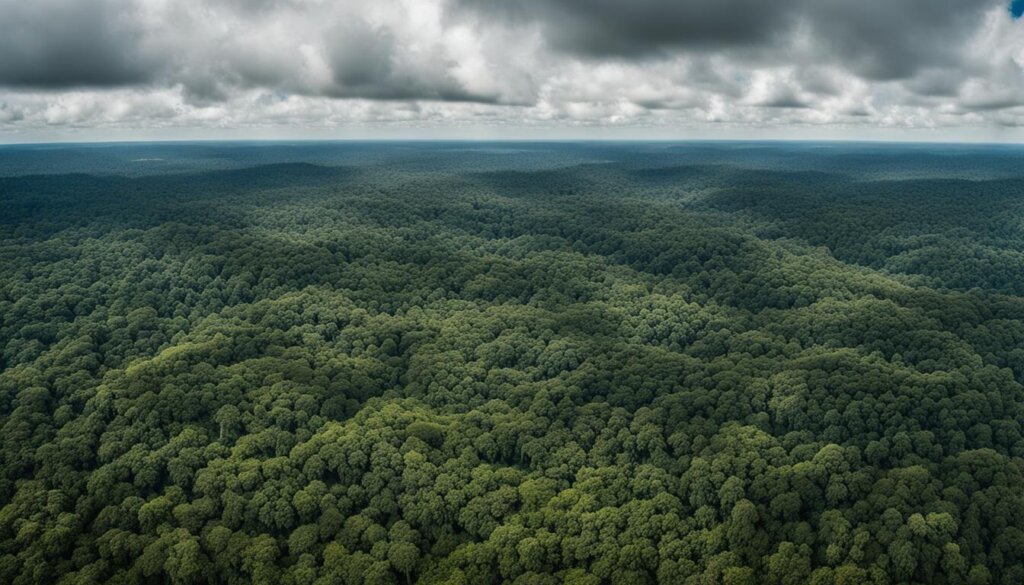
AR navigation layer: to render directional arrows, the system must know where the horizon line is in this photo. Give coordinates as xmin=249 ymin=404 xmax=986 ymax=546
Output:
xmin=3 ymin=137 xmax=1024 ymax=148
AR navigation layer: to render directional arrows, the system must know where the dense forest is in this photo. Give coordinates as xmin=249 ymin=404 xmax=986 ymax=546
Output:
xmin=3 ymin=141 xmax=1024 ymax=585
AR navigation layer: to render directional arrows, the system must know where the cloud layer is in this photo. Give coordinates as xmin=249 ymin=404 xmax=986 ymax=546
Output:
xmin=0 ymin=0 xmax=1023 ymax=139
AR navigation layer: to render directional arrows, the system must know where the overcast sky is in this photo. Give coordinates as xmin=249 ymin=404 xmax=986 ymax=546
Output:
xmin=1 ymin=0 xmax=1023 ymax=143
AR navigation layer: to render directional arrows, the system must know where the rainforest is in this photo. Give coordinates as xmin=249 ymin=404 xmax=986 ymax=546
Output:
xmin=2 ymin=141 xmax=1024 ymax=585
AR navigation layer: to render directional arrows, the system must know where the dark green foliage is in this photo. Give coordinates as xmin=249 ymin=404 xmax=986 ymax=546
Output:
xmin=3 ymin=142 xmax=1024 ymax=584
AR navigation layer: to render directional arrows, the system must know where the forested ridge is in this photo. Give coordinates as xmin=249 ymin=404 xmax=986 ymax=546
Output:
xmin=3 ymin=142 xmax=1024 ymax=584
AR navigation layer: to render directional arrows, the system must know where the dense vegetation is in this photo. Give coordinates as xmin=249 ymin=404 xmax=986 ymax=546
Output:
xmin=3 ymin=142 xmax=1024 ymax=585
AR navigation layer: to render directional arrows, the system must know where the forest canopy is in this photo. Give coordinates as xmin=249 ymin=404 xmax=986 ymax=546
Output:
xmin=3 ymin=142 xmax=1024 ymax=584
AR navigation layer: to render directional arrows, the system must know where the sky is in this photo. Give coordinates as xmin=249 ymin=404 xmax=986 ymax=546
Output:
xmin=1 ymin=0 xmax=1023 ymax=143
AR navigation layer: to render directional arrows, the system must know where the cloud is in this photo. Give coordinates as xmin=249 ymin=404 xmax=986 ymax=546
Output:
xmin=0 ymin=0 xmax=158 ymax=88
xmin=453 ymin=0 xmax=803 ymax=57
xmin=0 ymin=0 xmax=1021 ymax=138
xmin=453 ymin=0 xmax=999 ymax=80
xmin=318 ymin=16 xmax=504 ymax=103
xmin=806 ymin=0 xmax=995 ymax=81
xmin=329 ymin=20 xmax=396 ymax=91
xmin=0 ymin=0 xmax=511 ymax=104
xmin=0 ymin=102 xmax=23 ymax=123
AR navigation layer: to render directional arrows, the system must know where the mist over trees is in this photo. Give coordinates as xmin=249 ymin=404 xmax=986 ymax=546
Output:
xmin=3 ymin=142 xmax=1024 ymax=584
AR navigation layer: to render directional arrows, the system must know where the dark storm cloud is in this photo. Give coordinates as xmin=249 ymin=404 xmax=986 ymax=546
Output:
xmin=454 ymin=0 xmax=802 ymax=56
xmin=809 ymin=0 xmax=994 ymax=81
xmin=904 ymin=70 xmax=967 ymax=98
xmin=0 ymin=0 xmax=1005 ymax=99
xmin=0 ymin=0 xmax=1022 ymax=134
xmin=320 ymin=18 xmax=502 ymax=104
xmin=0 ymin=0 xmax=157 ymax=88
xmin=759 ymin=93 xmax=809 ymax=109
xmin=218 ymin=0 xmax=295 ymax=12
xmin=329 ymin=20 xmax=397 ymax=89
xmin=453 ymin=0 xmax=998 ymax=79
xmin=0 ymin=0 xmax=498 ymax=105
